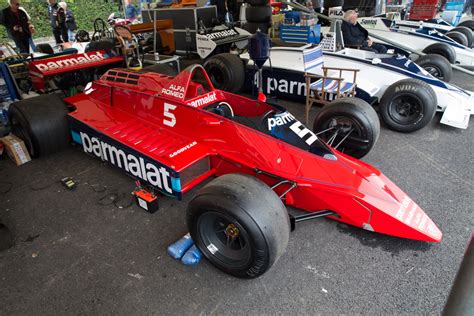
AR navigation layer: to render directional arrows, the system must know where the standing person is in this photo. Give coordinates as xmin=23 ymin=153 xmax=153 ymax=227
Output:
xmin=47 ymin=0 xmax=68 ymax=44
xmin=19 ymin=6 xmax=36 ymax=52
xmin=124 ymin=0 xmax=138 ymax=21
xmin=58 ymin=2 xmax=76 ymax=42
xmin=0 ymin=0 xmax=34 ymax=54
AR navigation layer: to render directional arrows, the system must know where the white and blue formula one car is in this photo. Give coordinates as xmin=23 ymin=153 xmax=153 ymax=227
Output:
xmin=357 ymin=17 xmax=474 ymax=68
xmin=392 ymin=18 xmax=473 ymax=48
xmin=203 ymin=41 xmax=474 ymax=153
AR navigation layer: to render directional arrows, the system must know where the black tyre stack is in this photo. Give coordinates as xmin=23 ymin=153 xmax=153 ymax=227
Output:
xmin=244 ymin=0 xmax=273 ymax=34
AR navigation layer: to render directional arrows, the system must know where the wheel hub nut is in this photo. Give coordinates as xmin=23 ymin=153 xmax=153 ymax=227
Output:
xmin=225 ymin=224 xmax=239 ymax=238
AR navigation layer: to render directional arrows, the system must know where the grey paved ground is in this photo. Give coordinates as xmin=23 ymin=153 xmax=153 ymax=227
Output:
xmin=0 ymin=70 xmax=473 ymax=315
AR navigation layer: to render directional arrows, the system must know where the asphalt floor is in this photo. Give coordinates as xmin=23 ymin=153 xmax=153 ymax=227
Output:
xmin=0 ymin=69 xmax=473 ymax=314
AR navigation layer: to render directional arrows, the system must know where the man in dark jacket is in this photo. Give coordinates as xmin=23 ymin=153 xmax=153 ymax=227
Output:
xmin=47 ymin=0 xmax=68 ymax=44
xmin=341 ymin=9 xmax=387 ymax=54
xmin=0 ymin=0 xmax=33 ymax=53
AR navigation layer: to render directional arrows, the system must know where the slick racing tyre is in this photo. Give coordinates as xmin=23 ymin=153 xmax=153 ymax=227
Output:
xmin=0 ymin=223 xmax=13 ymax=252
xmin=324 ymin=0 xmax=344 ymax=8
xmin=445 ymin=31 xmax=469 ymax=47
xmin=85 ymin=39 xmax=116 ymax=53
xmin=9 ymin=94 xmax=70 ymax=157
xmin=451 ymin=26 xmax=473 ymax=47
xmin=36 ymin=43 xmax=54 ymax=55
xmin=243 ymin=22 xmax=271 ymax=34
xmin=204 ymin=53 xmax=245 ymax=93
xmin=143 ymin=63 xmax=178 ymax=76
xmin=415 ymin=54 xmax=452 ymax=82
xmin=422 ymin=42 xmax=456 ymax=64
xmin=313 ymin=97 xmax=380 ymax=159
xmin=245 ymin=6 xmax=272 ymax=23
xmin=458 ymin=20 xmax=474 ymax=31
xmin=379 ymin=79 xmax=437 ymax=133
xmin=187 ymin=173 xmax=290 ymax=279
xmin=247 ymin=0 xmax=269 ymax=6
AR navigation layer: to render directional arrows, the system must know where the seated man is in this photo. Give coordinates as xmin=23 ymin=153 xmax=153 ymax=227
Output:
xmin=341 ymin=10 xmax=387 ymax=54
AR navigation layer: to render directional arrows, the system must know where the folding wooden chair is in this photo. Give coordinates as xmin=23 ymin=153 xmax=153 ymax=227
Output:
xmin=304 ymin=66 xmax=359 ymax=124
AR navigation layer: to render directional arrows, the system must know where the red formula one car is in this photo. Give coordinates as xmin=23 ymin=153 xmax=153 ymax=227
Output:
xmin=9 ymin=65 xmax=442 ymax=278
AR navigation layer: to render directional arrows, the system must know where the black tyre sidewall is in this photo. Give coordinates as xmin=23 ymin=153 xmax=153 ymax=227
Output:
xmin=187 ymin=174 xmax=290 ymax=279
xmin=379 ymin=79 xmax=437 ymax=133
xmin=245 ymin=6 xmax=272 ymax=23
xmin=8 ymin=105 xmax=36 ymax=156
xmin=204 ymin=54 xmax=245 ymax=92
xmin=36 ymin=43 xmax=54 ymax=54
xmin=313 ymin=98 xmax=379 ymax=158
xmin=445 ymin=31 xmax=469 ymax=46
xmin=247 ymin=0 xmax=269 ymax=6
xmin=188 ymin=195 xmax=271 ymax=278
xmin=324 ymin=0 xmax=344 ymax=8
xmin=451 ymin=26 xmax=473 ymax=47
xmin=9 ymin=94 xmax=70 ymax=157
xmin=416 ymin=54 xmax=452 ymax=82
xmin=423 ymin=43 xmax=456 ymax=63
xmin=458 ymin=20 xmax=474 ymax=31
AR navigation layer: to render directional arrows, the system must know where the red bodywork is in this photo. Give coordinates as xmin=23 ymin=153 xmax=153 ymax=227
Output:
xmin=65 ymin=65 xmax=442 ymax=243
xmin=29 ymin=50 xmax=124 ymax=92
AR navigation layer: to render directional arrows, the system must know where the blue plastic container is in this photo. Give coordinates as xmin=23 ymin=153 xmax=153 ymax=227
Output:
xmin=167 ymin=233 xmax=194 ymax=259
xmin=181 ymin=245 xmax=203 ymax=266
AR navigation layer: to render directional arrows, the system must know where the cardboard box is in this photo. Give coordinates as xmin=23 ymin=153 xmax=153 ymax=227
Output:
xmin=0 ymin=134 xmax=31 ymax=166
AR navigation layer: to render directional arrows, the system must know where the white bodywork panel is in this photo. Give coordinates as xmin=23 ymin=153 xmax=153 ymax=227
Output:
xmin=357 ymin=18 xmax=474 ymax=66
xmin=242 ymin=46 xmax=473 ymax=129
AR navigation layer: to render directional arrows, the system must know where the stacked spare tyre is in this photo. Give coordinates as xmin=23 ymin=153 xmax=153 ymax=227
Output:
xmin=244 ymin=0 xmax=273 ymax=34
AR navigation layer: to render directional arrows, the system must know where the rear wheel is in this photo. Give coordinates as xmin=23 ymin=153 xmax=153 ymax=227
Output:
xmin=451 ymin=26 xmax=473 ymax=47
xmin=245 ymin=6 xmax=272 ymax=23
xmin=204 ymin=53 xmax=245 ymax=93
xmin=445 ymin=31 xmax=468 ymax=46
xmin=85 ymin=39 xmax=116 ymax=53
xmin=36 ymin=43 xmax=54 ymax=54
xmin=422 ymin=42 xmax=456 ymax=64
xmin=0 ymin=223 xmax=13 ymax=252
xmin=379 ymin=79 xmax=437 ymax=133
xmin=415 ymin=54 xmax=452 ymax=82
xmin=313 ymin=97 xmax=380 ymax=159
xmin=9 ymin=94 xmax=70 ymax=157
xmin=458 ymin=20 xmax=474 ymax=31
xmin=187 ymin=173 xmax=290 ymax=278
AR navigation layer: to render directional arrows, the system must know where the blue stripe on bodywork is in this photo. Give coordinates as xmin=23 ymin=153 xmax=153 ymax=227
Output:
xmin=324 ymin=52 xmax=470 ymax=95
xmin=396 ymin=29 xmax=468 ymax=50
xmin=71 ymin=130 xmax=82 ymax=144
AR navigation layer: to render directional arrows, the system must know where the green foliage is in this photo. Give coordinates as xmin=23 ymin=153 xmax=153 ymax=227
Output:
xmin=0 ymin=0 xmax=121 ymax=41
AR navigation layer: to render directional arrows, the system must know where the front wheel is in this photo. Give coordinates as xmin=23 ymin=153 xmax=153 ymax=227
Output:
xmin=379 ymin=79 xmax=437 ymax=133
xmin=187 ymin=174 xmax=290 ymax=279
xmin=415 ymin=54 xmax=452 ymax=82
xmin=313 ymin=97 xmax=380 ymax=159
